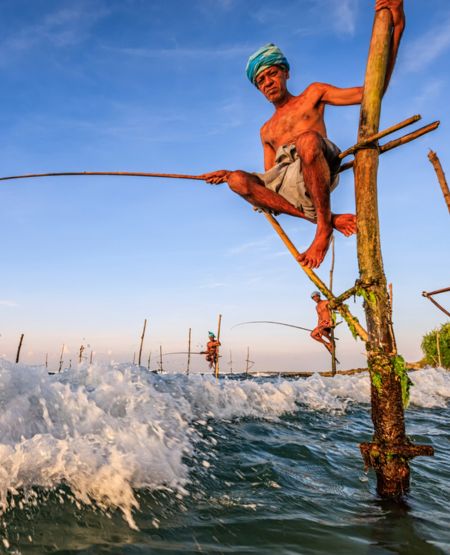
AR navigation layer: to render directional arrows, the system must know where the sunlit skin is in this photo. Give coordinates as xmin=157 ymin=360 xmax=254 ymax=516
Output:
xmin=201 ymin=335 xmax=221 ymax=369
xmin=310 ymin=294 xmax=334 ymax=354
xmin=201 ymin=0 xmax=404 ymax=269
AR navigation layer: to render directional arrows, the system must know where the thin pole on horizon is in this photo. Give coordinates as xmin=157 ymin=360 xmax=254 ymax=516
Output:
xmin=329 ymin=237 xmax=337 ymax=377
xmin=187 ymin=328 xmax=191 ymax=376
xmin=45 ymin=352 xmax=48 ymax=369
xmin=58 ymin=344 xmax=65 ymax=373
xmin=228 ymin=350 xmax=233 ymax=374
xmin=78 ymin=345 xmax=85 ymax=364
xmin=159 ymin=345 xmax=164 ymax=374
xmin=132 ymin=352 xmax=136 ymax=365
xmin=148 ymin=351 xmax=152 ymax=371
xmin=15 ymin=334 xmax=24 ymax=364
xmin=90 ymin=350 xmax=94 ymax=365
xmin=138 ymin=318 xmax=147 ymax=367
xmin=214 ymin=314 xmax=222 ymax=379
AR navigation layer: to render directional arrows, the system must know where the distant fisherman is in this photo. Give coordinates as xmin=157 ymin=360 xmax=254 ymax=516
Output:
xmin=310 ymin=291 xmax=334 ymax=354
xmin=201 ymin=331 xmax=221 ymax=370
xmin=201 ymin=0 xmax=404 ymax=269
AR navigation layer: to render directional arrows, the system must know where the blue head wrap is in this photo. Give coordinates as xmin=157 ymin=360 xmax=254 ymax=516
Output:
xmin=208 ymin=331 xmax=215 ymax=337
xmin=246 ymin=43 xmax=290 ymax=86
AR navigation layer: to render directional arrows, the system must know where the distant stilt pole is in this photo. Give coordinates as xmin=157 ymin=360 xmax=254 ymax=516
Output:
xmin=228 ymin=350 xmax=233 ymax=374
xmin=58 ymin=344 xmax=65 ymax=372
xmin=436 ymin=332 xmax=442 ymax=368
xmin=78 ymin=344 xmax=85 ymax=364
xmin=147 ymin=351 xmax=152 ymax=371
xmin=329 ymin=236 xmax=337 ymax=376
xmin=354 ymin=6 xmax=433 ymax=497
xmin=187 ymin=328 xmax=192 ymax=376
xmin=138 ymin=318 xmax=147 ymax=367
xmin=15 ymin=334 xmax=24 ymax=364
xmin=245 ymin=347 xmax=250 ymax=375
xmin=214 ymin=314 xmax=222 ymax=379
xmin=45 ymin=352 xmax=48 ymax=369
xmin=90 ymin=350 xmax=94 ymax=365
xmin=133 ymin=352 xmax=136 ymax=365
xmin=159 ymin=345 xmax=163 ymax=373
xmin=428 ymin=150 xmax=450 ymax=214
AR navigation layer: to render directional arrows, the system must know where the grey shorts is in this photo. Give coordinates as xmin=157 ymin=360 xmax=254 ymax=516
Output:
xmin=255 ymin=138 xmax=341 ymax=220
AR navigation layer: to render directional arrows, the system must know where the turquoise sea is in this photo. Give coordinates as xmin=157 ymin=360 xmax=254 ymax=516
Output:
xmin=0 ymin=362 xmax=449 ymax=554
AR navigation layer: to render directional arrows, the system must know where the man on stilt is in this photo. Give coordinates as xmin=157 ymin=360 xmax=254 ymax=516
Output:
xmin=201 ymin=331 xmax=221 ymax=370
xmin=201 ymin=0 xmax=404 ymax=269
xmin=310 ymin=291 xmax=335 ymax=356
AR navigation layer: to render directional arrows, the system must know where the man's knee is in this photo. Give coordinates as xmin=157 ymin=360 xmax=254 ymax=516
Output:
xmin=296 ymin=131 xmax=323 ymax=165
xmin=227 ymin=170 xmax=253 ymax=195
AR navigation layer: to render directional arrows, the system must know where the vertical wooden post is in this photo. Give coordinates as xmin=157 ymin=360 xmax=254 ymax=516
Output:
xmin=15 ymin=334 xmax=24 ymax=364
xmin=187 ymin=328 xmax=192 ymax=375
xmin=329 ymin=236 xmax=337 ymax=376
xmin=159 ymin=345 xmax=163 ymax=373
xmin=133 ymin=352 xmax=136 ymax=365
xmin=58 ymin=344 xmax=65 ymax=372
xmin=45 ymin=352 xmax=48 ymax=369
xmin=90 ymin=350 xmax=94 ymax=365
xmin=147 ymin=351 xmax=152 ymax=371
xmin=138 ymin=319 xmax=147 ymax=366
xmin=214 ymin=314 xmax=222 ymax=378
xmin=78 ymin=345 xmax=85 ymax=364
xmin=245 ymin=347 xmax=250 ymax=375
xmin=436 ymin=332 xmax=442 ymax=368
xmin=355 ymin=7 xmax=432 ymax=497
xmin=228 ymin=350 xmax=233 ymax=374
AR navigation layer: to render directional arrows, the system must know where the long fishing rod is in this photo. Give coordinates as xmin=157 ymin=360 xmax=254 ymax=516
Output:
xmin=0 ymin=171 xmax=205 ymax=182
xmin=231 ymin=320 xmax=340 ymax=340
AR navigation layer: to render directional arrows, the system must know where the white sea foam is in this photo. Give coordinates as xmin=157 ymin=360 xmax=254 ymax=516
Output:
xmin=0 ymin=362 xmax=448 ymax=529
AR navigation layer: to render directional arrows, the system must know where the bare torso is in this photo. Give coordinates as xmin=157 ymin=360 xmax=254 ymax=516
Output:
xmin=261 ymin=85 xmax=327 ymax=153
xmin=316 ymin=299 xmax=332 ymax=327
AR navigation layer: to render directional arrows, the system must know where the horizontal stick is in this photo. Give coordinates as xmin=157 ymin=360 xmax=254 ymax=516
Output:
xmin=339 ymin=121 xmax=440 ymax=173
xmin=339 ymin=114 xmax=421 ymax=159
xmin=0 ymin=170 xmax=205 ymax=183
xmin=423 ymin=287 xmax=450 ymax=297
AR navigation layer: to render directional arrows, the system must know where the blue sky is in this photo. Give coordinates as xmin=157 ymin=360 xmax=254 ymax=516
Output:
xmin=0 ymin=0 xmax=448 ymax=372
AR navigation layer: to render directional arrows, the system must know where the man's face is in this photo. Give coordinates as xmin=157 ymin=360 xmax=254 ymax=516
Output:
xmin=312 ymin=295 xmax=320 ymax=303
xmin=255 ymin=65 xmax=289 ymax=103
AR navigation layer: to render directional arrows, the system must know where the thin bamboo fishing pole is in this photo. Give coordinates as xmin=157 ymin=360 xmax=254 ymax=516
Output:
xmin=329 ymin=237 xmax=337 ymax=376
xmin=187 ymin=328 xmax=191 ymax=376
xmin=0 ymin=171 xmax=204 ymax=182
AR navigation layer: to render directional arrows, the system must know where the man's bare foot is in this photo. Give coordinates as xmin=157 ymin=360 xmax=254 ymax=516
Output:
xmin=332 ymin=213 xmax=356 ymax=237
xmin=297 ymin=227 xmax=332 ymax=269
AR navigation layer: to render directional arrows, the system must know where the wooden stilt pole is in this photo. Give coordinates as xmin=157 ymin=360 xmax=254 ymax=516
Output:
xmin=90 ymin=350 xmax=94 ymax=364
xmin=78 ymin=344 xmax=85 ymax=364
xmin=329 ymin=236 xmax=337 ymax=376
xmin=428 ymin=150 xmax=450 ymax=214
xmin=228 ymin=350 xmax=233 ymax=374
xmin=147 ymin=351 xmax=152 ymax=371
xmin=187 ymin=328 xmax=192 ymax=376
xmin=264 ymin=213 xmax=368 ymax=342
xmin=138 ymin=318 xmax=147 ymax=366
xmin=58 ymin=344 xmax=65 ymax=372
xmin=159 ymin=345 xmax=163 ymax=373
xmin=245 ymin=347 xmax=250 ymax=375
xmin=45 ymin=352 xmax=48 ymax=369
xmin=436 ymin=332 xmax=442 ymax=368
xmin=214 ymin=314 xmax=222 ymax=379
xmin=15 ymin=334 xmax=24 ymax=363
xmin=354 ymin=7 xmax=433 ymax=498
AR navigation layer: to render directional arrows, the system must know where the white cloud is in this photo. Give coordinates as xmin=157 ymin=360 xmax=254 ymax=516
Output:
xmin=0 ymin=300 xmax=18 ymax=307
xmin=0 ymin=3 xmax=110 ymax=65
xmin=227 ymin=235 xmax=274 ymax=255
xmin=403 ymin=15 xmax=450 ymax=72
xmin=105 ymin=44 xmax=249 ymax=60
xmin=329 ymin=0 xmax=359 ymax=37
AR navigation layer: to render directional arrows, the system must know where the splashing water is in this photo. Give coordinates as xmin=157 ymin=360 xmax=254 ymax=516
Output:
xmin=0 ymin=361 xmax=449 ymax=553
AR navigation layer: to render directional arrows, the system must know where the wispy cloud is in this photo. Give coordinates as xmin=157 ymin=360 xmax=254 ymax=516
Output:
xmin=0 ymin=3 xmax=109 ymax=65
xmin=413 ymin=79 xmax=445 ymax=108
xmin=0 ymin=300 xmax=18 ymax=307
xmin=403 ymin=15 xmax=450 ymax=72
xmin=104 ymin=44 xmax=250 ymax=61
xmin=227 ymin=235 xmax=274 ymax=255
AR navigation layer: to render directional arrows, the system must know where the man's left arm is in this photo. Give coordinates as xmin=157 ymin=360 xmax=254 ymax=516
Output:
xmin=376 ymin=0 xmax=405 ymax=93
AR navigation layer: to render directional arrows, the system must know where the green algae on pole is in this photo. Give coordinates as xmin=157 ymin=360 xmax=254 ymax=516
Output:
xmin=353 ymin=7 xmax=433 ymax=498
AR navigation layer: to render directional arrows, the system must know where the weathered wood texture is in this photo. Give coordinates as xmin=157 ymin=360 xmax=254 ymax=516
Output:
xmin=428 ymin=150 xmax=450 ymax=214
xmin=354 ymin=8 xmax=433 ymax=498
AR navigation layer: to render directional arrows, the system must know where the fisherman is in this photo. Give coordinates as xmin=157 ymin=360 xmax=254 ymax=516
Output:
xmin=201 ymin=0 xmax=404 ymax=269
xmin=201 ymin=331 xmax=221 ymax=369
xmin=310 ymin=291 xmax=334 ymax=354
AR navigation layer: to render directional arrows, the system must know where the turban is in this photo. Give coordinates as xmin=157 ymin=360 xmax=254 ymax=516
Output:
xmin=311 ymin=291 xmax=321 ymax=298
xmin=246 ymin=43 xmax=290 ymax=86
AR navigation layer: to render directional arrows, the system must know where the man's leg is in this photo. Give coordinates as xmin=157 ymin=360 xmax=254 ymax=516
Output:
xmin=311 ymin=327 xmax=333 ymax=353
xmin=226 ymin=171 xmax=314 ymax=221
xmin=295 ymin=131 xmax=336 ymax=268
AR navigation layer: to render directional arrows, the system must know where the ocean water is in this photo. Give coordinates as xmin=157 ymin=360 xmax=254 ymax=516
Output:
xmin=0 ymin=361 xmax=449 ymax=554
